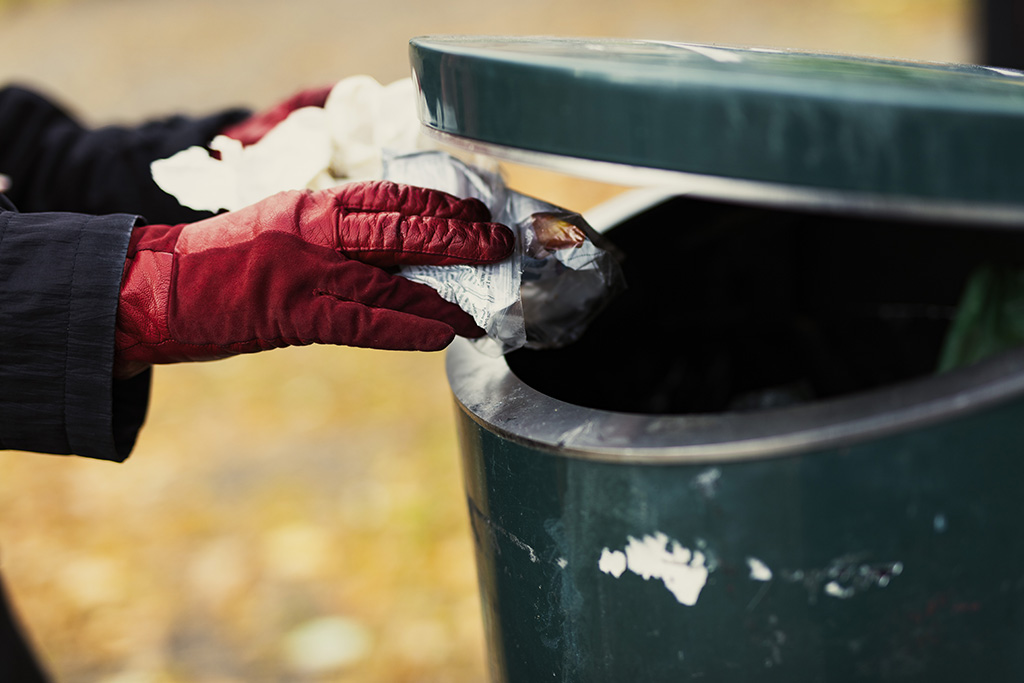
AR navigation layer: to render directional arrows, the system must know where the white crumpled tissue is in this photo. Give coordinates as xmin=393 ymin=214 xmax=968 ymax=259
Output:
xmin=151 ymin=75 xmax=423 ymax=213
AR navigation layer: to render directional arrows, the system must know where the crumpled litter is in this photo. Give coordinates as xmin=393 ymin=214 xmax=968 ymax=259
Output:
xmin=151 ymin=76 xmax=422 ymax=212
xmin=385 ymin=150 xmax=625 ymax=355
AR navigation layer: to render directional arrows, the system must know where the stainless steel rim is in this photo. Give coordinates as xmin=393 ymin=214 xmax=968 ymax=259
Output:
xmin=447 ymin=337 xmax=1024 ymax=464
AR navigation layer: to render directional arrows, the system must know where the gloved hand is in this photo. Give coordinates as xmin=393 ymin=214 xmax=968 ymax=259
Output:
xmin=114 ymin=180 xmax=514 ymax=379
xmin=220 ymin=85 xmax=333 ymax=146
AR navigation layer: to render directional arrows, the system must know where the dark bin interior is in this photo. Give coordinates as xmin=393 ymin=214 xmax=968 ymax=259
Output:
xmin=507 ymin=195 xmax=1024 ymax=415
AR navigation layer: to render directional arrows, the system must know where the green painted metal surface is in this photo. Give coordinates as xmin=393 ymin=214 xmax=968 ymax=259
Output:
xmin=457 ymin=397 xmax=1024 ymax=681
xmin=441 ymin=190 xmax=1024 ymax=681
xmin=410 ymin=36 xmax=1024 ymax=209
xmin=424 ymin=35 xmax=1024 ymax=682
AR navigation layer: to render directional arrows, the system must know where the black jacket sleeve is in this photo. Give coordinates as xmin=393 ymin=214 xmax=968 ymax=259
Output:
xmin=0 ymin=87 xmax=252 ymax=461
xmin=0 ymin=193 xmax=147 ymax=461
xmin=0 ymin=85 xmax=249 ymax=224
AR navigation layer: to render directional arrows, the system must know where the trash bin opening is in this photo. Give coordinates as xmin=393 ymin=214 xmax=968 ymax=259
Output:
xmin=506 ymin=194 xmax=1024 ymax=415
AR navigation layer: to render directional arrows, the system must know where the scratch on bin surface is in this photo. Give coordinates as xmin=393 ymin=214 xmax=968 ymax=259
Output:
xmin=599 ymin=532 xmax=709 ymax=606
xmin=693 ymin=467 xmax=722 ymax=498
xmin=468 ymin=500 xmax=539 ymax=563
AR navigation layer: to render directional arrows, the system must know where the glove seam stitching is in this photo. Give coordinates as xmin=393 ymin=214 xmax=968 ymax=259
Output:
xmin=116 ymin=335 xmax=323 ymax=351
xmin=311 ymin=289 xmax=462 ymax=325
xmin=138 ymin=236 xmax=509 ymax=264
xmin=340 ymin=247 xmax=508 ymax=264
xmin=312 ymin=288 xmax=409 ymax=311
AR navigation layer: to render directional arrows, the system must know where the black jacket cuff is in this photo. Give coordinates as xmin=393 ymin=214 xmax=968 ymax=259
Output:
xmin=0 ymin=201 xmax=147 ymax=461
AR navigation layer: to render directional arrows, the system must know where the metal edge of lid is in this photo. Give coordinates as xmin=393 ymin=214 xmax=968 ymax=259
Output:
xmin=424 ymin=127 xmax=1024 ymax=227
xmin=446 ymin=337 xmax=1024 ymax=464
xmin=411 ymin=36 xmax=1024 ymax=218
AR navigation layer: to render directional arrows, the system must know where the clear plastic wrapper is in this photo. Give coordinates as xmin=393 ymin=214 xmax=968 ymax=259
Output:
xmin=383 ymin=151 xmax=624 ymax=355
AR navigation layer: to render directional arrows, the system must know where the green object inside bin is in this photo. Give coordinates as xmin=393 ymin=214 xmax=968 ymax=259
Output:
xmin=938 ymin=265 xmax=1024 ymax=372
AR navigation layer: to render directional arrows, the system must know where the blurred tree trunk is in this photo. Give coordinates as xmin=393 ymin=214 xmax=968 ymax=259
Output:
xmin=977 ymin=0 xmax=1024 ymax=68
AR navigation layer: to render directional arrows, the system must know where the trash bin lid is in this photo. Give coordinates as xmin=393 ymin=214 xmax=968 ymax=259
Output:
xmin=410 ymin=36 xmax=1024 ymax=223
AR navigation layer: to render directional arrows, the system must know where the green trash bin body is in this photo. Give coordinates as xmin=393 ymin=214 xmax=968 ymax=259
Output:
xmin=451 ymin=341 xmax=1024 ymax=682
xmin=411 ymin=37 xmax=1024 ymax=681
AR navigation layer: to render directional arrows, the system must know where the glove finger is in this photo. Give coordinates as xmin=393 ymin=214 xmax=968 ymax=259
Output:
xmin=323 ymin=260 xmax=484 ymax=338
xmin=333 ymin=180 xmax=494 ymax=222
xmin=223 ymin=85 xmax=334 ymax=146
xmin=336 ymin=211 xmax=514 ymax=268
xmin=311 ymin=296 xmax=459 ymax=351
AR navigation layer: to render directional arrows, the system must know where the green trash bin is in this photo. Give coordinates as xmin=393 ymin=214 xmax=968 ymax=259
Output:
xmin=410 ymin=36 xmax=1024 ymax=682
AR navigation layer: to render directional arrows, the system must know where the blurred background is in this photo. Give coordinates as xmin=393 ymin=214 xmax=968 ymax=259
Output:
xmin=0 ymin=0 xmax=997 ymax=681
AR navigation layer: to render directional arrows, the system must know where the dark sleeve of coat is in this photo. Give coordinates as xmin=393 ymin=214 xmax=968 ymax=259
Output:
xmin=0 ymin=193 xmax=146 ymax=461
xmin=0 ymin=84 xmax=249 ymax=223
xmin=0 ymin=88 xmax=250 ymax=460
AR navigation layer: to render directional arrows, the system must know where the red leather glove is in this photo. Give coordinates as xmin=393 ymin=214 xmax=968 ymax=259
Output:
xmin=114 ymin=180 xmax=514 ymax=379
xmin=220 ymin=85 xmax=333 ymax=146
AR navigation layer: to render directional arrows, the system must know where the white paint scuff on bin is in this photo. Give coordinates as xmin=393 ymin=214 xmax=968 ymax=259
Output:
xmin=598 ymin=548 xmax=627 ymax=578
xmin=693 ymin=467 xmax=722 ymax=498
xmin=747 ymin=557 xmax=773 ymax=582
xmin=824 ymin=581 xmax=856 ymax=599
xmin=598 ymin=532 xmax=709 ymax=606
